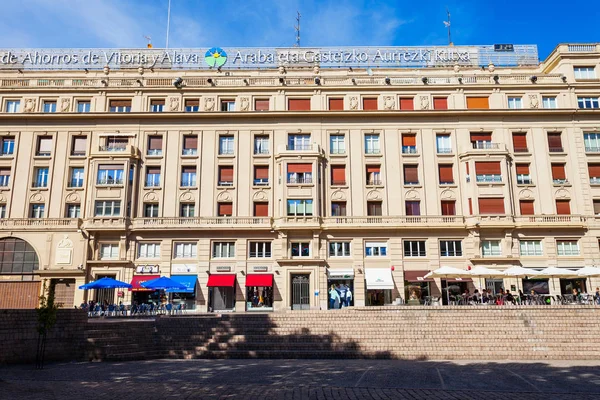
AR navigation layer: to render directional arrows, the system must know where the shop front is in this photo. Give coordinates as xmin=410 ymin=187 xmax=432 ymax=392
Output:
xmin=441 ymin=278 xmax=471 ymax=305
xmin=245 ymin=273 xmax=274 ymax=311
xmin=207 ymin=274 xmax=236 ymax=312
xmin=130 ymin=275 xmax=160 ymax=305
xmin=403 ymin=271 xmax=433 ymax=305
xmin=94 ymin=274 xmax=116 ymax=304
xmin=327 ymin=268 xmax=354 ymax=309
xmin=522 ymin=278 xmax=549 ymax=295
xmin=560 ymin=278 xmax=587 ymax=295
xmin=168 ymin=275 xmax=198 ymax=310
xmin=365 ymin=268 xmax=394 ymax=306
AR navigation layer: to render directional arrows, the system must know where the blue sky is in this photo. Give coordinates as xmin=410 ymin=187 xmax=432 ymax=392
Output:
xmin=0 ymin=0 xmax=598 ymax=60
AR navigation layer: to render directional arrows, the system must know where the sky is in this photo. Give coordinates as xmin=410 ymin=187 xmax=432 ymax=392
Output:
xmin=0 ymin=0 xmax=598 ymax=61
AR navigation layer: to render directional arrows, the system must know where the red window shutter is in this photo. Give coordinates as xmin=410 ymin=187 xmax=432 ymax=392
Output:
xmin=219 ymin=166 xmax=234 ymax=182
xmin=288 ymin=99 xmax=311 ymax=111
xmin=468 ymin=198 xmax=473 ymax=215
xmin=556 ymin=200 xmax=571 ymax=215
xmin=512 ymin=133 xmax=528 ymax=151
xmin=254 ymin=202 xmax=269 ymax=216
xmin=254 ymin=99 xmax=269 ymax=111
xmin=183 ymin=135 xmax=197 ymax=149
xmin=148 ymin=136 xmax=162 ymax=150
xmin=470 ymin=132 xmax=492 ymax=142
xmin=520 ymin=200 xmax=535 ymax=215
xmin=331 ymin=165 xmax=346 ymax=185
xmin=110 ymin=99 xmax=132 ymax=107
xmin=363 ymin=98 xmax=378 ymax=110
xmin=551 ymin=164 xmax=566 ymax=180
xmin=329 ymin=98 xmax=344 ymax=110
xmin=515 ymin=164 xmax=530 ymax=175
xmin=366 ymin=165 xmax=380 ymax=174
xmin=466 ymin=97 xmax=489 ymax=109
xmin=439 ymin=164 xmax=454 ymax=183
xmin=218 ymin=202 xmax=233 ymax=216
xmin=547 ymin=133 xmax=562 ymax=150
xmin=367 ymin=201 xmax=382 ymax=216
xmin=405 ymin=201 xmax=421 ymax=216
xmin=475 ymin=162 xmax=501 ymax=175
xmin=433 ymin=97 xmax=448 ymax=110
xmin=466 ymin=162 xmax=470 ymax=175
xmin=589 ymin=164 xmax=600 ymax=178
xmin=402 ymin=134 xmax=416 ymax=146
xmin=441 ymin=200 xmax=456 ymax=216
xmin=478 ymin=198 xmax=505 ymax=214
xmin=287 ymin=163 xmax=312 ymax=173
xmin=254 ymin=166 xmax=269 ymax=179
xmin=399 ymin=98 xmax=414 ymax=110
xmin=403 ymin=165 xmax=419 ymax=183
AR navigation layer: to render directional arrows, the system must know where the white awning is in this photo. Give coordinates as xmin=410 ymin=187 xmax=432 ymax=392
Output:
xmin=365 ymin=268 xmax=394 ymax=290
xmin=327 ymin=268 xmax=355 ymax=279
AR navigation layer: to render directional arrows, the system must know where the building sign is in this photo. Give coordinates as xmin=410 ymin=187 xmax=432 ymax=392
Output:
xmin=172 ymin=264 xmax=198 ymax=274
xmin=0 ymin=45 xmax=538 ymax=71
xmin=215 ymin=266 xmax=231 ymax=272
xmin=252 ymin=266 xmax=269 ymax=272
xmin=136 ymin=265 xmax=159 ymax=274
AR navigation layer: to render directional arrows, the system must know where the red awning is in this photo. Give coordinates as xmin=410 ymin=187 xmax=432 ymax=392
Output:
xmin=129 ymin=275 xmax=160 ymax=291
xmin=403 ymin=271 xmax=434 ymax=282
xmin=245 ymin=274 xmax=273 ymax=287
xmin=207 ymin=274 xmax=236 ymax=287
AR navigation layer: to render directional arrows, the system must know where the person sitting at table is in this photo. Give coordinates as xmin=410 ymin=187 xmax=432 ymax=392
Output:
xmin=471 ymin=289 xmax=481 ymax=304
xmin=518 ymin=290 xmax=525 ymax=305
xmin=505 ymin=290 xmax=515 ymax=305
xmin=595 ymin=287 xmax=600 ymax=305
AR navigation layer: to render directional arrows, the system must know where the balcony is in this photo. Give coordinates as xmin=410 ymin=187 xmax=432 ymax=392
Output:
xmin=82 ymin=217 xmax=130 ymax=231
xmin=549 ymin=147 xmax=565 ymax=153
xmin=131 ymin=217 xmax=271 ymax=230
xmin=586 ymin=146 xmax=600 ymax=154
xmin=514 ymin=215 xmax=586 ymax=228
xmin=476 ymin=175 xmax=502 ymax=183
xmin=460 ymin=143 xmax=507 ymax=158
xmin=321 ymin=216 xmax=464 ymax=229
xmin=402 ymin=146 xmax=417 ymax=154
xmin=0 ymin=218 xmax=81 ymax=231
xmin=182 ymin=148 xmax=198 ymax=156
xmin=92 ymin=144 xmax=138 ymax=158
xmin=287 ymin=177 xmax=313 ymax=185
xmin=273 ymin=216 xmax=320 ymax=230
xmin=276 ymin=143 xmax=322 ymax=158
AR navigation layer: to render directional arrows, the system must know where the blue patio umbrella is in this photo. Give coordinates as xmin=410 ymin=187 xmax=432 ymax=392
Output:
xmin=79 ymin=277 xmax=132 ymax=290
xmin=140 ymin=276 xmax=187 ymax=291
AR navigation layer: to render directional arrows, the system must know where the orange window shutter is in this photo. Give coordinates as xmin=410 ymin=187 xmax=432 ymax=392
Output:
xmin=439 ymin=165 xmax=454 ymax=183
xmin=512 ymin=133 xmax=528 ymax=150
xmin=331 ymin=165 xmax=346 ymax=184
xmin=433 ymin=97 xmax=448 ymax=110
xmin=366 ymin=165 xmax=380 ymax=174
xmin=328 ymin=98 xmax=344 ymax=110
xmin=515 ymin=164 xmax=530 ymax=175
xmin=556 ymin=200 xmax=571 ymax=215
xmin=475 ymin=162 xmax=501 ymax=175
xmin=478 ymin=198 xmax=505 ymax=214
xmin=551 ymin=164 xmax=566 ymax=180
xmin=588 ymin=164 xmax=600 ymax=178
xmin=219 ymin=166 xmax=234 ymax=182
xmin=402 ymin=134 xmax=416 ymax=146
xmin=363 ymin=98 xmax=378 ymax=110
xmin=185 ymin=99 xmax=199 ymax=107
xmin=254 ymin=202 xmax=269 ymax=217
xmin=287 ymin=163 xmax=312 ymax=173
xmin=183 ymin=135 xmax=198 ymax=149
xmin=218 ymin=202 xmax=232 ymax=216
xmin=288 ymin=99 xmax=311 ymax=111
xmin=547 ymin=133 xmax=562 ymax=149
xmin=468 ymin=198 xmax=473 ymax=215
xmin=403 ymin=165 xmax=419 ymax=183
xmin=254 ymin=166 xmax=269 ymax=179
xmin=399 ymin=98 xmax=414 ymax=110
xmin=466 ymin=97 xmax=489 ymax=109
xmin=519 ymin=200 xmax=535 ymax=215
xmin=441 ymin=200 xmax=456 ymax=215
xmin=254 ymin=99 xmax=269 ymax=111
xmin=470 ymin=132 xmax=492 ymax=142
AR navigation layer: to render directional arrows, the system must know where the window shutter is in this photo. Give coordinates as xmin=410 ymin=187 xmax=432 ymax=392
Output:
xmin=405 ymin=201 xmax=420 ymax=216
xmin=219 ymin=166 xmax=234 ymax=182
xmin=468 ymin=198 xmax=473 ymax=215
xmin=146 ymin=167 xmax=160 ymax=175
xmin=287 ymin=163 xmax=312 ymax=173
xmin=547 ymin=133 xmax=562 ymax=150
xmin=254 ymin=202 xmax=269 ymax=216
xmin=588 ymin=164 xmax=600 ymax=178
xmin=475 ymin=161 xmax=501 ymax=175
xmin=556 ymin=200 xmax=571 ymax=215
xmin=515 ymin=164 xmax=530 ymax=175
xmin=254 ymin=166 xmax=269 ymax=179
xmin=366 ymin=165 xmax=380 ymax=173
xmin=362 ymin=98 xmax=378 ymax=110
xmin=478 ymin=198 xmax=505 ymax=214
xmin=551 ymin=164 xmax=566 ymax=180
xmin=73 ymin=137 xmax=87 ymax=153
xmin=182 ymin=166 xmax=196 ymax=174
xmin=399 ymin=98 xmax=414 ymax=110
xmin=512 ymin=133 xmax=528 ymax=150
xmin=109 ymin=99 xmax=131 ymax=107
xmin=38 ymin=136 xmax=52 ymax=153
xmin=0 ymin=168 xmax=10 ymax=176
xmin=331 ymin=165 xmax=346 ymax=184
xmin=403 ymin=165 xmax=419 ymax=183
xmin=367 ymin=201 xmax=382 ymax=216
xmin=470 ymin=132 xmax=492 ymax=142
xmin=288 ymin=99 xmax=311 ymax=111
xmin=183 ymin=135 xmax=197 ymax=149
xmin=328 ymin=98 xmax=344 ymax=110
xmin=439 ymin=164 xmax=454 ymax=183
xmin=441 ymin=200 xmax=456 ymax=216
xmin=433 ymin=97 xmax=448 ymax=110
xmin=466 ymin=162 xmax=470 ymax=175
xmin=254 ymin=99 xmax=269 ymax=111
xmin=150 ymin=99 xmax=165 ymax=106
xmin=148 ymin=136 xmax=162 ymax=150
xmin=519 ymin=200 xmax=535 ymax=215
xmin=218 ymin=202 xmax=233 ymax=216
xmin=466 ymin=97 xmax=489 ymax=109
xmin=185 ymin=99 xmax=199 ymax=107
xmin=402 ymin=134 xmax=416 ymax=146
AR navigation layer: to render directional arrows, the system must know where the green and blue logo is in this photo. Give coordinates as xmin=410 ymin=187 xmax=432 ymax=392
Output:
xmin=204 ymin=47 xmax=227 ymax=68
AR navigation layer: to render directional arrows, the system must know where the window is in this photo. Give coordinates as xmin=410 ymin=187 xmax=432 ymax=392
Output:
xmin=433 ymin=97 xmax=448 ymax=110
xmin=212 ymin=242 xmax=235 ymax=258
xmin=574 ymin=66 xmax=596 ymax=80
xmin=249 ymin=242 xmax=271 ymax=258
xmin=144 ymin=203 xmax=159 ymax=218
xmin=150 ymin=99 xmax=165 ymax=112
xmin=0 ymin=204 xmax=8 ymax=218
xmin=253 ymin=202 xmax=269 ymax=217
xmin=94 ymin=200 xmax=120 ymax=217
xmin=218 ymin=202 xmax=233 ymax=217
xmin=0 ymin=237 xmax=40 ymax=273
xmin=365 ymin=241 xmax=387 ymax=257
xmin=512 ymin=132 xmax=528 ymax=152
xmin=551 ymin=163 xmax=567 ymax=184
xmin=77 ymin=101 xmax=91 ymax=113
xmin=5 ymin=100 xmax=20 ymax=113
xmin=399 ymin=98 xmax=414 ymax=110
xmin=184 ymin=99 xmax=199 ymax=112
xmin=404 ymin=240 xmax=426 ymax=257
xmin=556 ymin=200 xmax=571 ymax=215
xmin=466 ymin=97 xmax=489 ymax=109
xmin=556 ymin=240 xmax=579 ymax=256
xmin=36 ymin=136 xmax=52 ymax=156
xmin=366 ymin=165 xmax=381 ymax=185
xmin=405 ymin=201 xmax=420 ymax=216
xmin=71 ymin=136 xmax=87 ymax=156
xmin=507 ymin=97 xmax=522 ymax=109
xmin=328 ymin=98 xmax=344 ymax=110
xmin=589 ymin=164 xmax=600 ymax=184
xmin=1 ymin=136 xmax=14 ymax=156
xmin=362 ymin=97 xmax=378 ymax=110
xmin=516 ymin=164 xmax=531 ymax=184
xmin=288 ymin=134 xmax=311 ymax=150
xmin=218 ymin=135 xmax=234 ymax=155
xmin=441 ymin=200 xmax=456 ymax=216
xmin=143 ymin=167 xmax=160 ymax=187
xmin=482 ymin=240 xmax=501 ymax=257
xmin=291 ymin=242 xmax=310 ymax=257
xmin=436 ymin=134 xmax=452 ymax=153
xmin=478 ymin=198 xmax=505 ymax=214
xmin=470 ymin=132 xmax=493 ymax=149
xmin=287 ymin=199 xmax=313 ymax=216
xmin=329 ymin=242 xmax=350 ymax=257
xmin=220 ymin=99 xmax=235 ymax=111
xmin=287 ymin=164 xmax=312 ymax=184
xmin=364 ymin=134 xmax=380 ymax=154
xmin=0 ymin=168 xmax=10 ymax=187
xmin=584 ymin=133 xmax=600 ymax=153
xmin=65 ymin=204 xmax=80 ymax=218
xmin=254 ymin=165 xmax=269 ymax=186
xmin=182 ymin=135 xmax=198 ymax=155
xmin=330 ymin=134 xmax=345 ymax=154
xmin=69 ymin=167 xmax=84 ymax=188
xmin=180 ymin=203 xmax=195 ymax=217
xmin=331 ymin=201 xmax=346 ymax=216
xmin=438 ymin=164 xmax=454 ymax=184
xmin=331 ymin=165 xmax=346 ymax=185
xmin=218 ymin=165 xmax=234 ymax=186
xmin=254 ymin=99 xmax=269 ymax=111
xmin=367 ymin=201 xmax=382 ymax=216
xmin=401 ymin=134 xmax=417 ymax=154
xmin=102 ymin=136 xmax=128 ymax=152
xmin=594 ymin=200 xmax=600 ymax=215
xmin=30 ymin=204 xmax=45 ymax=218
xmin=520 ymin=200 xmax=535 ymax=215
xmin=181 ymin=166 xmax=196 ymax=187
xmin=33 ymin=167 xmax=49 ymax=188
xmin=97 ymin=166 xmax=124 ymax=185
xmin=42 ymin=101 xmax=57 ymax=113
xmin=109 ymin=99 xmax=132 ymax=112
xmin=174 ymin=242 xmax=197 ymax=258
xmin=138 ymin=242 xmax=160 ymax=258
xmin=547 ymin=133 xmax=563 ymax=152
xmin=542 ymin=97 xmax=557 ymax=109
xmin=288 ymin=98 xmax=311 ymax=111
xmin=578 ymin=97 xmax=600 ymax=109
xmin=100 ymin=244 xmax=119 ymax=260
xmin=254 ymin=135 xmax=269 ymax=155
xmin=520 ymin=240 xmax=542 ymax=256
xmin=475 ymin=161 xmax=502 ymax=183
xmin=147 ymin=136 xmax=163 ymax=156
xmin=440 ymin=240 xmax=462 ymax=257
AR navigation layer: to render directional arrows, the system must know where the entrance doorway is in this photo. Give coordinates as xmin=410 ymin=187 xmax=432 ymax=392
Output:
xmin=94 ymin=274 xmax=115 ymax=305
xmin=210 ymin=286 xmax=235 ymax=311
xmin=291 ymin=274 xmax=310 ymax=310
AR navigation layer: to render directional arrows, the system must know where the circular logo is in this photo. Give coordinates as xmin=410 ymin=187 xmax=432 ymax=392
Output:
xmin=205 ymin=47 xmax=227 ymax=68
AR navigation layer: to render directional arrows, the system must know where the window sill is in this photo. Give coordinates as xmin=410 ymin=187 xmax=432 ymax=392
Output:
xmin=548 ymin=151 xmax=567 ymax=156
xmin=476 ymin=181 xmax=504 ymax=186
xmin=253 ymin=153 xmax=271 ymax=158
xmin=365 ymin=184 xmax=384 ymax=188
xmin=217 ymin=184 xmax=235 ymax=189
xmin=439 ymin=183 xmax=457 ymax=188
xmin=252 ymin=185 xmax=271 ymax=189
xmin=513 ymin=152 xmax=531 ymax=157
xmin=402 ymin=152 xmax=420 ymax=157
xmin=403 ymin=184 xmax=422 ymax=188
xmin=30 ymin=187 xmax=49 ymax=191
xmin=66 ymin=186 xmax=85 ymax=191
xmin=330 ymin=184 xmax=349 ymax=189
xmin=143 ymin=186 xmax=162 ymax=190
xmin=33 ymin=155 xmax=52 ymax=160
xmin=179 ymin=186 xmax=198 ymax=190
xmin=329 ymin=153 xmax=347 ymax=157
xmin=145 ymin=154 xmax=163 ymax=159
xmin=553 ymin=183 xmax=572 ymax=187
xmin=217 ymin=154 xmax=236 ymax=158
xmin=516 ymin=183 xmax=535 ymax=188
xmin=436 ymin=152 xmax=455 ymax=157
xmin=181 ymin=153 xmax=199 ymax=158
xmin=364 ymin=152 xmax=382 ymax=157
xmin=68 ymin=155 xmax=86 ymax=160
xmin=286 ymin=183 xmax=314 ymax=187
xmin=96 ymin=184 xmax=125 ymax=188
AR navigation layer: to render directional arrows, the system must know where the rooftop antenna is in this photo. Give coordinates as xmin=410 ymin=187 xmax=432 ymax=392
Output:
xmin=144 ymin=35 xmax=153 ymax=49
xmin=443 ymin=8 xmax=452 ymax=46
xmin=294 ymin=11 xmax=301 ymax=47
xmin=165 ymin=0 xmax=172 ymax=48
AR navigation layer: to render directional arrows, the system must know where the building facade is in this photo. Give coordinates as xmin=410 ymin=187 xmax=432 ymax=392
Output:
xmin=0 ymin=43 xmax=599 ymax=311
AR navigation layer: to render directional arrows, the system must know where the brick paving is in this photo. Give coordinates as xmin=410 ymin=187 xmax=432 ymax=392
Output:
xmin=2 ymin=359 xmax=600 ymax=399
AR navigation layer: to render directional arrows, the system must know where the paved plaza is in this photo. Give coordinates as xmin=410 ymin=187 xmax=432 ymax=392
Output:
xmin=1 ymin=359 xmax=600 ymax=399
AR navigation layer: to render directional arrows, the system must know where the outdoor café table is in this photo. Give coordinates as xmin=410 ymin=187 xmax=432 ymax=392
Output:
xmin=539 ymin=294 xmax=553 ymax=305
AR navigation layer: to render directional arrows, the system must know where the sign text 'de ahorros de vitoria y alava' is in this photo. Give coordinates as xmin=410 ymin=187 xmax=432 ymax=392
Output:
xmin=0 ymin=45 xmax=538 ymax=70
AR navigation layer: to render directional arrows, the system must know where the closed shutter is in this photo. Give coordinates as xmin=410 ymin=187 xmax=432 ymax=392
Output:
xmin=466 ymin=97 xmax=489 ymax=109
xmin=0 ymin=168 xmax=10 ymax=176
xmin=551 ymin=164 xmax=566 ymax=180
xmin=38 ymin=136 xmax=52 ymax=153
xmin=287 ymin=163 xmax=312 ymax=173
xmin=478 ymin=198 xmax=505 ymax=214
xmin=515 ymin=164 xmax=530 ymax=174
xmin=182 ymin=166 xmax=196 ymax=174
xmin=513 ymin=133 xmax=528 ymax=151
xmin=439 ymin=164 xmax=454 ymax=183
xmin=475 ymin=161 xmax=501 ymax=175
xmin=218 ymin=202 xmax=233 ymax=216
xmin=328 ymin=98 xmax=344 ymax=110
xmin=254 ymin=99 xmax=269 ymax=111
xmin=547 ymin=133 xmax=562 ymax=150
xmin=402 ymin=134 xmax=416 ymax=146
xmin=73 ymin=136 xmax=87 ymax=154
xmin=150 ymin=99 xmax=165 ymax=106
xmin=468 ymin=198 xmax=473 ymax=215
xmin=433 ymin=97 xmax=448 ymax=110
xmin=367 ymin=201 xmax=382 ymax=216
xmin=520 ymin=200 xmax=535 ymax=215
xmin=470 ymin=132 xmax=492 ymax=142
xmin=363 ymin=98 xmax=378 ymax=110
xmin=183 ymin=135 xmax=197 ymax=149
xmin=441 ymin=200 xmax=456 ymax=215
xmin=405 ymin=201 xmax=420 ymax=216
xmin=288 ymin=98 xmax=311 ymax=111
xmin=148 ymin=136 xmax=162 ymax=150
xmin=556 ymin=200 xmax=571 ymax=215
xmin=146 ymin=166 xmax=160 ymax=175
xmin=403 ymin=165 xmax=419 ymax=184
xmin=254 ymin=166 xmax=269 ymax=179
xmin=331 ymin=165 xmax=346 ymax=185
xmin=219 ymin=166 xmax=234 ymax=182
xmin=466 ymin=162 xmax=470 ymax=175
xmin=185 ymin=99 xmax=199 ymax=107
xmin=589 ymin=164 xmax=600 ymax=178
xmin=399 ymin=98 xmax=414 ymax=110
xmin=366 ymin=165 xmax=380 ymax=173
xmin=109 ymin=99 xmax=131 ymax=107
xmin=254 ymin=202 xmax=269 ymax=216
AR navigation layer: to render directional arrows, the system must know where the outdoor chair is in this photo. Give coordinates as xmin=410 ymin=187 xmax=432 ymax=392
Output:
xmin=166 ymin=303 xmax=173 ymax=315
xmin=107 ymin=304 xmax=115 ymax=316
xmin=93 ymin=304 xmax=102 ymax=317
xmin=564 ymin=294 xmax=576 ymax=304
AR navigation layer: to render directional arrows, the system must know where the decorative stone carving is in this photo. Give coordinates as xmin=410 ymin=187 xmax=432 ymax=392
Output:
xmin=278 ymin=65 xmax=286 ymax=74
xmin=440 ymin=189 xmax=456 ymax=200
xmin=529 ymin=94 xmax=539 ymax=109
xmin=29 ymin=192 xmax=45 ymax=203
xmin=55 ymin=235 xmax=73 ymax=265
xmin=179 ymin=191 xmax=194 ymax=202
xmin=239 ymin=97 xmax=250 ymax=111
xmin=453 ymin=64 xmax=460 ymax=73
xmin=331 ymin=190 xmax=346 ymax=201
xmin=349 ymin=96 xmax=359 ymax=110
xmin=383 ymin=96 xmax=395 ymax=110
xmin=23 ymin=98 xmax=36 ymax=113
xmin=366 ymin=190 xmax=382 ymax=201
xmin=488 ymin=63 xmax=495 ymax=72
xmin=555 ymin=188 xmax=570 ymax=198
xmin=313 ymin=65 xmax=320 ymax=75
xmin=217 ymin=191 xmax=232 ymax=202
xmin=58 ymin=235 xmax=73 ymax=248
xmin=420 ymin=95 xmax=430 ymax=110
xmin=518 ymin=189 xmax=534 ymax=199
xmin=60 ymin=98 xmax=70 ymax=112
xmin=103 ymin=65 xmax=110 ymax=75
xmin=405 ymin=189 xmax=420 ymax=200
xmin=204 ymin=97 xmax=215 ymax=111
xmin=0 ymin=193 xmax=6 ymax=202
xmin=138 ymin=67 xmax=144 ymax=75
xmin=143 ymin=192 xmax=158 ymax=202
xmin=252 ymin=190 xmax=268 ymax=201
xmin=169 ymin=97 xmax=179 ymax=111
xmin=65 ymin=192 xmax=80 ymax=203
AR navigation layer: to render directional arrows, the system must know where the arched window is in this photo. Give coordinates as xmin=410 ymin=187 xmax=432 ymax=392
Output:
xmin=0 ymin=238 xmax=39 ymax=274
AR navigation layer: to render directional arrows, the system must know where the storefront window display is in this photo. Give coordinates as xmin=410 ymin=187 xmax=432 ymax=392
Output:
xmin=245 ymin=274 xmax=274 ymax=311
xmin=403 ymin=271 xmax=433 ymax=305
xmin=327 ymin=269 xmax=354 ymax=309
xmin=130 ymin=275 xmax=160 ymax=305
xmin=207 ymin=274 xmax=236 ymax=312
xmin=168 ymin=275 xmax=198 ymax=310
xmin=560 ymin=278 xmax=587 ymax=295
xmin=522 ymin=279 xmax=549 ymax=295
xmin=365 ymin=268 xmax=394 ymax=306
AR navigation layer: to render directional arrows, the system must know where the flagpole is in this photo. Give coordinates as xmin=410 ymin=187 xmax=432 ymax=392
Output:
xmin=166 ymin=0 xmax=172 ymax=49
